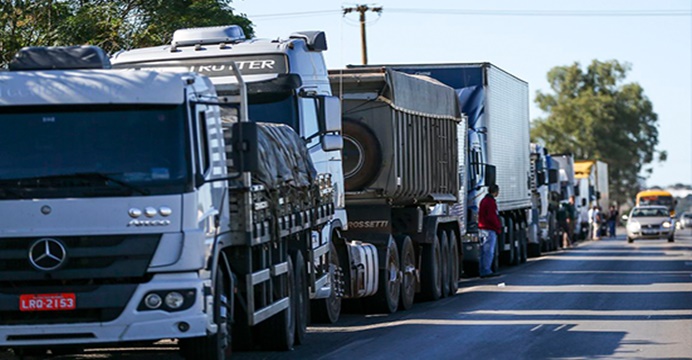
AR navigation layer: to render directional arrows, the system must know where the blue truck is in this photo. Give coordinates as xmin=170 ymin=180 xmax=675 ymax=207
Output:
xmin=351 ymin=63 xmax=532 ymax=275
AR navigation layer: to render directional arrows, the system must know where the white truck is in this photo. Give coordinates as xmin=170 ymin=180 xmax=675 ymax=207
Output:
xmin=574 ymin=160 xmax=609 ymax=237
xmin=0 ymin=44 xmax=338 ymax=358
xmin=112 ymin=25 xmax=361 ymax=328
xmin=528 ymin=143 xmax=560 ymax=257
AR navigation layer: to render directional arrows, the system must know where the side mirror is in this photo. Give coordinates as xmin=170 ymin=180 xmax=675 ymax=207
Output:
xmin=485 ymin=164 xmax=496 ymax=187
xmin=537 ymin=171 xmax=546 ymax=186
xmin=548 ymin=169 xmax=559 ymax=184
xmin=621 ymin=214 xmax=629 ymax=222
xmin=321 ymin=134 xmax=343 ymax=152
xmin=230 ymin=122 xmax=259 ymax=173
xmin=319 ymin=96 xmax=341 ymax=133
xmin=596 ymin=191 xmax=601 ymax=200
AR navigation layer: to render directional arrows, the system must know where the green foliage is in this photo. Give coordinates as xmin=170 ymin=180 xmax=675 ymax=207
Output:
xmin=1 ymin=0 xmax=254 ymax=66
xmin=532 ymin=60 xmax=665 ymax=205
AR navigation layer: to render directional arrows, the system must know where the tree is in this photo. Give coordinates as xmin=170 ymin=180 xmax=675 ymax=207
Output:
xmin=1 ymin=0 xmax=253 ymax=67
xmin=531 ymin=60 xmax=665 ymax=206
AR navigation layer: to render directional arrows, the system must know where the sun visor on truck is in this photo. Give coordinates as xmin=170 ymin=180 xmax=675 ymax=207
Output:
xmin=9 ymin=46 xmax=111 ymax=71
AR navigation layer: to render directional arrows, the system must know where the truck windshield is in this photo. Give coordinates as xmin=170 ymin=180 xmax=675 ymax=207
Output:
xmin=218 ymin=91 xmax=298 ymax=130
xmin=0 ymin=104 xmax=190 ymax=199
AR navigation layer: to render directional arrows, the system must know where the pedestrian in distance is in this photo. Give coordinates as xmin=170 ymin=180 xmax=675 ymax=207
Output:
xmin=592 ymin=206 xmax=602 ymax=240
xmin=567 ymin=196 xmax=577 ymax=245
xmin=587 ymin=204 xmax=595 ymax=240
xmin=556 ymin=201 xmax=571 ymax=248
xmin=607 ymin=205 xmax=619 ymax=238
xmin=479 ymin=184 xmax=501 ymax=278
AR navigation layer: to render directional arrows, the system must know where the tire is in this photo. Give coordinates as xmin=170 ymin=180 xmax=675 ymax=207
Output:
xmin=501 ymin=218 xmax=515 ymax=266
xmin=291 ymin=250 xmax=308 ymax=345
xmin=519 ymin=222 xmax=528 ymax=264
xmin=311 ymin=241 xmax=342 ymax=324
xmin=364 ymin=238 xmax=400 ymax=313
xmin=256 ymin=257 xmax=295 ymax=351
xmin=627 ymin=237 xmax=634 ymax=243
xmin=440 ymin=232 xmax=450 ymax=298
xmin=447 ymin=231 xmax=460 ymax=296
xmin=419 ymin=233 xmax=442 ymax=301
xmin=668 ymin=235 xmax=675 ymax=243
xmin=180 ymin=267 xmax=232 ymax=360
xmin=527 ymin=243 xmax=541 ymax=258
xmin=342 ymin=119 xmax=382 ymax=191
xmin=396 ymin=235 xmax=416 ymax=311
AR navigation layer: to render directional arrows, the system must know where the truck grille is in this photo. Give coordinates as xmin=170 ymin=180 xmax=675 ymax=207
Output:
xmin=0 ymin=235 xmax=159 ymax=324
xmin=0 ymin=235 xmax=160 ymax=284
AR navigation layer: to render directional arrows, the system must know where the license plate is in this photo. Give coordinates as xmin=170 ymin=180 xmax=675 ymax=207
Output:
xmin=642 ymin=230 xmax=657 ymax=235
xmin=19 ymin=293 xmax=76 ymax=312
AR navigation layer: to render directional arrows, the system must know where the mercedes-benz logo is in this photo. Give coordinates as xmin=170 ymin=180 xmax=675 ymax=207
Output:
xmin=29 ymin=238 xmax=67 ymax=271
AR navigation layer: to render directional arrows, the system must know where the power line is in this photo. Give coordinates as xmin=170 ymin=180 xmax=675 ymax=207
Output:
xmin=248 ymin=8 xmax=691 ymax=19
xmin=386 ymin=8 xmax=692 ymax=17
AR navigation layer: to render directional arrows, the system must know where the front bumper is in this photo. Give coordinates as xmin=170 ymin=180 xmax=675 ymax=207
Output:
xmin=627 ymin=228 xmax=674 ymax=240
xmin=0 ymin=274 xmax=209 ymax=347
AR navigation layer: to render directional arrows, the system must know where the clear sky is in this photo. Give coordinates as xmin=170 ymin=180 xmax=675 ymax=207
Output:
xmin=233 ymin=0 xmax=692 ymax=188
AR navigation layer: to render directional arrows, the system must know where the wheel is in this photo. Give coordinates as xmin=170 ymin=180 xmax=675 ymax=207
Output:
xmin=501 ymin=218 xmax=516 ymax=265
xmin=627 ymin=237 xmax=633 ymax=243
xmin=528 ymin=242 xmax=541 ymax=258
xmin=256 ymin=256 xmax=295 ymax=351
xmin=396 ymin=235 xmax=416 ymax=311
xmin=519 ymin=221 xmax=527 ymax=263
xmin=342 ymin=119 xmax=382 ymax=191
xmin=180 ymin=266 xmax=232 ymax=360
xmin=447 ymin=231 xmax=460 ymax=296
xmin=364 ymin=238 xmax=400 ymax=313
xmin=311 ymin=241 xmax=342 ymax=324
xmin=668 ymin=235 xmax=675 ymax=243
xmin=440 ymin=232 xmax=450 ymax=298
xmin=419 ymin=233 xmax=442 ymax=301
xmin=291 ymin=250 xmax=308 ymax=345
xmin=492 ymin=231 xmax=500 ymax=273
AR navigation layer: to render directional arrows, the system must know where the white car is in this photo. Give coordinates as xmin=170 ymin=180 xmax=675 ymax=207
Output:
xmin=625 ymin=206 xmax=675 ymax=243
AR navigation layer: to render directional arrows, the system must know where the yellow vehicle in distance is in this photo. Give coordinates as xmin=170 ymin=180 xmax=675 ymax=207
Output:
xmin=636 ymin=189 xmax=677 ymax=217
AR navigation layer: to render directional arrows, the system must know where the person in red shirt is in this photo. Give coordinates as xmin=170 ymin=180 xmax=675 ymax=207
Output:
xmin=479 ymin=184 xmax=501 ymax=278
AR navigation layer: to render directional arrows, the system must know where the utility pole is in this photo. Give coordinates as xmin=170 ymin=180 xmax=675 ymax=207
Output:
xmin=343 ymin=4 xmax=383 ymax=65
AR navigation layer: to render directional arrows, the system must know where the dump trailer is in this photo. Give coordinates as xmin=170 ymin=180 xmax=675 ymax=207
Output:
xmin=361 ymin=63 xmax=531 ymax=274
xmin=0 ymin=45 xmax=336 ymax=358
xmin=329 ymin=67 xmax=466 ymax=312
xmin=111 ymin=25 xmax=346 ymax=328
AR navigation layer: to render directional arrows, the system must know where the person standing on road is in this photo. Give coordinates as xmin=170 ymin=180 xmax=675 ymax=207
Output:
xmin=592 ymin=206 xmax=602 ymax=240
xmin=607 ymin=205 xmax=619 ymax=238
xmin=587 ymin=204 xmax=595 ymax=240
xmin=557 ymin=201 xmax=571 ymax=248
xmin=479 ymin=184 xmax=501 ymax=278
xmin=567 ymin=196 xmax=577 ymax=244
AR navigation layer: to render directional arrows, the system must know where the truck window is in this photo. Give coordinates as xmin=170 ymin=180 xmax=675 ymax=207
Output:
xmin=197 ymin=109 xmax=211 ymax=175
xmin=300 ymin=97 xmax=320 ymax=148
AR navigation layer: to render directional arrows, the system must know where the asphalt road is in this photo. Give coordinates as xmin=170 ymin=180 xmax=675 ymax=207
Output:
xmin=3 ymin=228 xmax=692 ymax=359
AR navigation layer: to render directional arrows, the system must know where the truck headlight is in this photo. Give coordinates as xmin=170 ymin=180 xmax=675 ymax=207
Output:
xmin=165 ymin=292 xmax=185 ymax=309
xmin=144 ymin=293 xmax=162 ymax=309
xmin=628 ymin=221 xmax=641 ymax=232
xmin=662 ymin=221 xmax=672 ymax=228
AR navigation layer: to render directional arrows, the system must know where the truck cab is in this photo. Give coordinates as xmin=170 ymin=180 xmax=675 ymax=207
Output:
xmin=0 ymin=45 xmax=231 ymax=356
